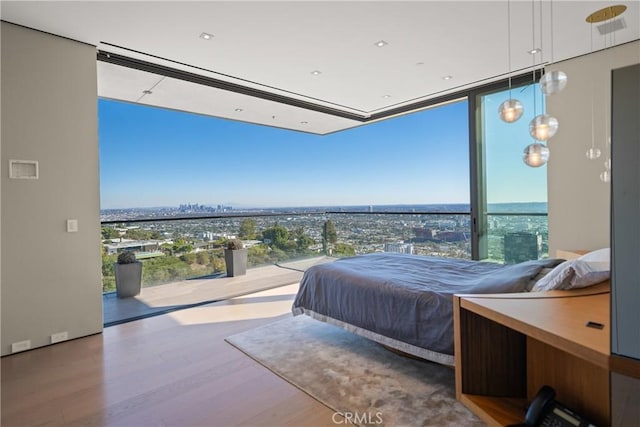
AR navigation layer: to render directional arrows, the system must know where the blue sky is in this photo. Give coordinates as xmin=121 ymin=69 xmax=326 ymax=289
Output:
xmin=98 ymin=86 xmax=546 ymax=209
xmin=482 ymin=84 xmax=548 ymax=204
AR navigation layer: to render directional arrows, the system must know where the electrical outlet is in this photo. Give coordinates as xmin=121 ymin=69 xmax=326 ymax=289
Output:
xmin=51 ymin=331 xmax=68 ymax=344
xmin=11 ymin=340 xmax=31 ymax=353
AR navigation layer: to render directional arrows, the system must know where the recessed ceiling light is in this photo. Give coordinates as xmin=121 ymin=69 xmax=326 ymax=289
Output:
xmin=382 ymin=95 xmax=391 ymax=98
xmin=200 ymin=32 xmax=213 ymax=40
xmin=311 ymin=70 xmax=322 ymax=76
xmin=416 ymin=62 xmax=424 ymax=66
xmin=142 ymin=90 xmax=153 ymax=95
xmin=374 ymin=40 xmax=388 ymax=47
xmin=235 ymin=108 xmax=243 ymax=113
xmin=442 ymin=75 xmax=453 ymax=80
xmin=528 ymin=48 xmax=542 ymax=55
xmin=300 ymin=121 xmax=308 ymax=125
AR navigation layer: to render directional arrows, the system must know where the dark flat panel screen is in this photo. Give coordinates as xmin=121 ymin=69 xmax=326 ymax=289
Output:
xmin=611 ymin=63 xmax=640 ymax=359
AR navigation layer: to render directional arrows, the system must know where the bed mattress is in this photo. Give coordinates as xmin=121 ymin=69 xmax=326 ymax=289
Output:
xmin=292 ymin=253 xmax=563 ymax=365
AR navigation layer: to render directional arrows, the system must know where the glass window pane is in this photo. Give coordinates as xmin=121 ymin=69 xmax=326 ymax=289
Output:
xmin=477 ymin=83 xmax=549 ymax=263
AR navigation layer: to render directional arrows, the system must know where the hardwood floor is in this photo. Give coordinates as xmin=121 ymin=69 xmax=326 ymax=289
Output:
xmin=1 ymin=284 xmax=340 ymax=426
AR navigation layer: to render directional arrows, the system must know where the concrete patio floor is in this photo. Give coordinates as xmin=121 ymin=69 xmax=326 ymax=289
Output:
xmin=103 ymin=256 xmax=335 ymax=326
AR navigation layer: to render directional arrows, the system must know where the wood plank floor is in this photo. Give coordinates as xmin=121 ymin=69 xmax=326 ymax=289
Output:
xmin=1 ymin=284 xmax=340 ymax=427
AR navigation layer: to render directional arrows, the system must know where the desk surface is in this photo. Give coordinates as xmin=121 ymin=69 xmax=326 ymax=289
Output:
xmin=460 ymin=292 xmax=610 ymax=369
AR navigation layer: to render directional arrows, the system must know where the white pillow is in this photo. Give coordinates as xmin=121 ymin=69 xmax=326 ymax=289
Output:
xmin=577 ymin=248 xmax=610 ymax=265
xmin=532 ymin=252 xmax=610 ymax=292
xmin=531 ymin=261 xmax=574 ymax=291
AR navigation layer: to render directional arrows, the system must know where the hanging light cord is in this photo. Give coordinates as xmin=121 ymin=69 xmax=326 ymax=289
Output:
xmin=539 ymin=0 xmax=544 ymax=67
xmin=590 ymin=21 xmax=596 ymax=150
xmin=605 ymin=12 xmax=614 ymax=147
xmin=507 ymin=0 xmax=513 ymax=98
xmin=531 ymin=0 xmax=536 ymax=56
xmin=550 ymin=0 xmax=555 ymax=63
xmin=531 ymin=0 xmax=537 ymax=122
xmin=591 ymin=88 xmax=596 ymax=149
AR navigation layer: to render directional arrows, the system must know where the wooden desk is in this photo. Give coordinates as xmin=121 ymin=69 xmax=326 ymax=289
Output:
xmin=453 ymin=290 xmax=610 ymax=427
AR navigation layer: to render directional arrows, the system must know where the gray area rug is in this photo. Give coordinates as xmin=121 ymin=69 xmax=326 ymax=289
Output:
xmin=225 ymin=315 xmax=484 ymax=426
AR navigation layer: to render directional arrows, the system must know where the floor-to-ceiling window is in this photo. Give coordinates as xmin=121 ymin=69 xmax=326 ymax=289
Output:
xmin=99 ymin=60 xmax=553 ymax=325
xmin=474 ymin=81 xmax=549 ymax=263
xmin=99 ymin=96 xmax=471 ymax=324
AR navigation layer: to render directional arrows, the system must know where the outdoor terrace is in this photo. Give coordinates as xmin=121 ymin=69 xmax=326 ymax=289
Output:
xmin=104 ymin=256 xmax=333 ymax=326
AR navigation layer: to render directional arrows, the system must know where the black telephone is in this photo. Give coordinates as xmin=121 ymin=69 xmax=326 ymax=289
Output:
xmin=524 ymin=386 xmax=596 ymax=427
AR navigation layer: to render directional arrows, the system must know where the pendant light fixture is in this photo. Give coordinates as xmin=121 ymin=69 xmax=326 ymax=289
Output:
xmin=584 ymin=5 xmax=626 ymax=182
xmin=524 ymin=0 xmax=550 ymax=167
xmin=499 ymin=0 xmax=524 ymax=123
xmin=522 ymin=89 xmax=558 ymax=168
xmin=523 ymin=143 xmax=550 ymax=167
xmin=524 ymin=69 xmax=551 ymax=167
xmin=540 ymin=0 xmax=568 ymax=95
xmin=586 ymin=86 xmax=601 ymax=159
xmin=529 ymin=114 xmax=559 ymax=141
xmin=540 ymin=70 xmax=568 ymax=95
xmin=528 ymin=0 xmax=558 ymax=144
xmin=602 ymin=157 xmax=611 ymax=184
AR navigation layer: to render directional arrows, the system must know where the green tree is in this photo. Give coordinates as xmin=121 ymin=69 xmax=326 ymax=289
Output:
xmin=262 ymin=224 xmax=289 ymax=249
xmin=292 ymin=227 xmax=314 ymax=251
xmin=248 ymin=244 xmax=271 ymax=267
xmin=180 ymin=253 xmax=197 ymax=264
xmin=160 ymin=243 xmax=174 ymax=256
xmin=296 ymin=235 xmax=315 ymax=251
xmin=196 ymin=251 xmax=210 ymax=265
xmin=333 ymin=243 xmax=355 ymax=257
xmin=101 ymin=226 xmax=120 ymax=240
xmin=322 ymin=220 xmax=337 ymax=254
xmin=172 ymin=238 xmax=193 ymax=254
xmin=212 ymin=254 xmax=225 ymax=272
xmin=124 ymin=228 xmax=154 ymax=240
xmin=142 ymin=256 xmax=191 ymax=285
xmin=239 ymin=218 xmax=258 ymax=239
xmin=101 ymin=252 xmax=118 ymax=292
xmin=268 ymin=247 xmax=288 ymax=263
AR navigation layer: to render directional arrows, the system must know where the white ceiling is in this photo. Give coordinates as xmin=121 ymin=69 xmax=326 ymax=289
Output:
xmin=2 ymin=1 xmax=639 ymax=134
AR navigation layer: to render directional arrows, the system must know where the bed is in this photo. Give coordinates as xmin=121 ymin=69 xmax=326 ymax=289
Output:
xmin=292 ymin=253 xmax=565 ymax=366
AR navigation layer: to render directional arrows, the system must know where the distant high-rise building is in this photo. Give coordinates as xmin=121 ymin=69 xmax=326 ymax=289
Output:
xmin=504 ymin=232 xmax=541 ymax=264
xmin=384 ymin=242 xmax=414 ymax=254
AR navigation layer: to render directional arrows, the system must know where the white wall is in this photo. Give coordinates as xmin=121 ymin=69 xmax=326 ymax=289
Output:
xmin=1 ymin=23 xmax=103 ymax=355
xmin=547 ymin=40 xmax=640 ymax=255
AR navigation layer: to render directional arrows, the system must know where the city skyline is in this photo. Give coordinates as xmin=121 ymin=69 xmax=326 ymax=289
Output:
xmin=99 ymin=86 xmax=546 ymax=210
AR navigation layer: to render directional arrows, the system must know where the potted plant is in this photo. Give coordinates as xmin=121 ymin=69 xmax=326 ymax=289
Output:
xmin=224 ymin=238 xmax=247 ymax=277
xmin=114 ymin=251 xmax=142 ymax=298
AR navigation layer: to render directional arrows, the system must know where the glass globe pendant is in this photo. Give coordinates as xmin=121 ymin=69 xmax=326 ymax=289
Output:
xmin=600 ymin=170 xmax=610 ymax=183
xmin=529 ymin=114 xmax=559 ymax=141
xmin=523 ymin=143 xmax=550 ymax=167
xmin=499 ymin=99 xmax=524 ymax=123
xmin=586 ymin=148 xmax=601 ymax=159
xmin=540 ymin=70 xmax=568 ymax=95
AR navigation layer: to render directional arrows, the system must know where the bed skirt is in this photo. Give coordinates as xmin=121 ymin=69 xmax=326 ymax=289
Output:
xmin=293 ymin=308 xmax=455 ymax=366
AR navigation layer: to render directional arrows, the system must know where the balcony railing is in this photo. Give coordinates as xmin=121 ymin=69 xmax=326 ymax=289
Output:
xmin=101 ymin=210 xmax=547 ymax=293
